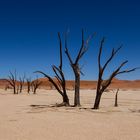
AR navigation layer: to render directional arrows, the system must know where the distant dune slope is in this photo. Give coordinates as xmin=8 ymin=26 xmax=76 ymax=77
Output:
xmin=0 ymin=78 xmax=139 ymax=89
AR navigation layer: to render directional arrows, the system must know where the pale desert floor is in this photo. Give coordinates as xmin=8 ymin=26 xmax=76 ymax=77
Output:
xmin=0 ymin=89 xmax=140 ymax=140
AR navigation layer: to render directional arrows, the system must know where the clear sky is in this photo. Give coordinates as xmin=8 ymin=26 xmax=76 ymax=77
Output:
xmin=0 ymin=0 xmax=140 ymax=80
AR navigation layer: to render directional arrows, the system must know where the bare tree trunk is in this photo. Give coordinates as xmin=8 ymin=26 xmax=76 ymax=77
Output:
xmin=33 ymin=87 xmax=36 ymax=94
xmin=26 ymin=78 xmax=31 ymax=94
xmin=114 ymin=89 xmax=119 ymax=107
xmin=19 ymin=85 xmax=23 ymax=93
xmin=74 ymin=71 xmax=80 ymax=106
xmin=19 ymin=75 xmax=25 ymax=93
xmin=27 ymin=85 xmax=30 ymax=94
xmin=93 ymin=91 xmax=102 ymax=109
xmin=27 ymin=81 xmax=31 ymax=94
xmin=13 ymin=86 xmax=16 ymax=94
xmin=16 ymin=85 xmax=19 ymax=94
xmin=62 ymin=90 xmax=70 ymax=106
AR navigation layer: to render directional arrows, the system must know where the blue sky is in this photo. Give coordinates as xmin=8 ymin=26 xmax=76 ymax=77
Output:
xmin=0 ymin=0 xmax=140 ymax=80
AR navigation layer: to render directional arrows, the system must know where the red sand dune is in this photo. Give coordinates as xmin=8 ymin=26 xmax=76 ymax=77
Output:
xmin=0 ymin=78 xmax=139 ymax=90
xmin=34 ymin=78 xmax=140 ymax=90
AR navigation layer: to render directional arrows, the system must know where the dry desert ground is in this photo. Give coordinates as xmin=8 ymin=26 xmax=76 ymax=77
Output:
xmin=0 ymin=89 xmax=140 ymax=140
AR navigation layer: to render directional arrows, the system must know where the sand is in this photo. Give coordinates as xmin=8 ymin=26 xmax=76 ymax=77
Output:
xmin=0 ymin=89 xmax=140 ymax=140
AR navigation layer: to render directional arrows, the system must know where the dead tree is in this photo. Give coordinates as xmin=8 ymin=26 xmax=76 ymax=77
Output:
xmin=32 ymin=78 xmax=42 ymax=94
xmin=65 ymin=30 xmax=93 ymax=106
xmin=19 ymin=75 xmax=25 ymax=93
xmin=93 ymin=38 xmax=139 ymax=109
xmin=6 ymin=71 xmax=18 ymax=94
xmin=114 ymin=89 xmax=119 ymax=107
xmin=36 ymin=33 xmax=70 ymax=106
xmin=26 ymin=78 xmax=31 ymax=94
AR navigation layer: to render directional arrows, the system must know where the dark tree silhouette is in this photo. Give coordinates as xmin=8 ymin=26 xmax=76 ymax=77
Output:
xmin=19 ymin=75 xmax=25 ymax=93
xmin=93 ymin=38 xmax=139 ymax=109
xmin=32 ymin=78 xmax=42 ymax=94
xmin=114 ymin=89 xmax=119 ymax=107
xmin=36 ymin=33 xmax=70 ymax=106
xmin=65 ymin=30 xmax=93 ymax=106
xmin=26 ymin=78 xmax=31 ymax=94
xmin=6 ymin=71 xmax=18 ymax=94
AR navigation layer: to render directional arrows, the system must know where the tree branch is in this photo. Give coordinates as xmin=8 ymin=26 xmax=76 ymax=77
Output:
xmin=75 ymin=29 xmax=84 ymax=64
xmin=65 ymin=32 xmax=73 ymax=65
xmin=58 ymin=32 xmax=63 ymax=70
xmin=116 ymin=67 xmax=140 ymax=75
xmin=102 ymin=45 xmax=122 ymax=72
xmin=35 ymin=71 xmax=63 ymax=96
xmin=98 ymin=38 xmax=105 ymax=72
xmin=52 ymin=65 xmax=63 ymax=82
